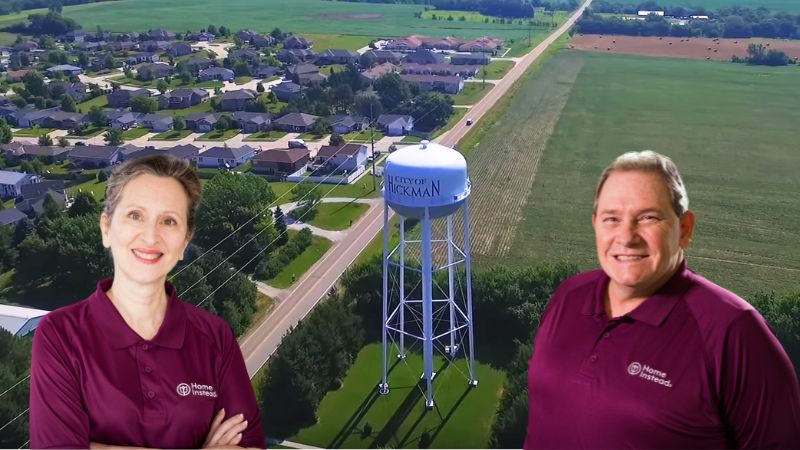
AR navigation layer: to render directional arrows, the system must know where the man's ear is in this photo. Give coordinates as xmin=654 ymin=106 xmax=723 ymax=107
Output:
xmin=679 ymin=210 xmax=696 ymax=249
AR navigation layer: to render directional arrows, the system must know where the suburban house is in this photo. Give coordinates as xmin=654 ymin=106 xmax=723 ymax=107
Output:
xmin=233 ymin=111 xmax=272 ymax=133
xmin=254 ymin=65 xmax=280 ymax=78
xmin=137 ymin=62 xmax=173 ymax=80
xmin=17 ymin=109 xmax=86 ymax=130
xmin=166 ymin=42 xmax=192 ymax=57
xmin=360 ymin=50 xmax=403 ymax=65
xmin=401 ymin=74 xmax=464 ymax=94
xmin=197 ymin=145 xmax=258 ymax=168
xmin=271 ymin=82 xmax=304 ymax=102
xmin=376 ymin=114 xmax=415 ymax=136
xmin=250 ymin=34 xmax=275 ymax=48
xmin=229 ymin=49 xmax=260 ymax=64
xmin=138 ymin=40 xmax=170 ymax=52
xmin=147 ymin=29 xmax=175 ymax=40
xmin=273 ymin=112 xmax=319 ymax=132
xmin=46 ymin=64 xmax=83 ymax=76
xmin=199 ymin=67 xmax=234 ymax=82
xmin=111 ymin=40 xmax=137 ymax=52
xmin=0 ymin=208 xmax=27 ymax=226
xmin=16 ymin=180 xmax=66 ymax=218
xmin=61 ymin=30 xmax=87 ymax=42
xmin=287 ymin=63 xmax=319 ymax=78
xmin=403 ymin=49 xmax=445 ymax=65
xmin=384 ymin=36 xmax=424 ymax=51
xmin=64 ymin=81 xmax=88 ymax=101
xmin=220 ymin=89 xmax=257 ymax=111
xmin=277 ymin=48 xmax=314 ymax=64
xmin=108 ymin=110 xmax=141 ymax=130
xmin=74 ymin=40 xmax=107 ymax=52
xmin=160 ymin=88 xmax=209 ymax=109
xmin=402 ymin=63 xmax=479 ymax=78
xmin=127 ymin=52 xmax=160 ymax=64
xmin=236 ymin=29 xmax=258 ymax=41
xmin=450 ymin=53 xmax=491 ymax=65
xmin=187 ymin=31 xmax=215 ymax=42
xmin=139 ymin=114 xmax=173 ymax=132
xmin=107 ymin=88 xmax=151 ymax=108
xmin=185 ymin=112 xmax=221 ymax=132
xmin=5 ymin=69 xmax=32 ymax=82
xmin=185 ymin=56 xmax=213 ymax=74
xmin=167 ymin=144 xmax=200 ymax=162
xmin=0 ymin=305 xmax=49 ymax=337
xmin=3 ymin=143 xmax=70 ymax=164
xmin=0 ymin=170 xmax=34 ymax=198
xmin=459 ymin=37 xmax=504 ymax=53
xmin=315 ymin=49 xmax=359 ymax=65
xmin=360 ymin=63 xmax=397 ymax=86
xmin=283 ymin=35 xmax=313 ymax=50
xmin=315 ymin=143 xmax=368 ymax=173
xmin=68 ymin=145 xmax=123 ymax=167
xmin=251 ymin=148 xmax=309 ymax=177
xmin=332 ymin=114 xmax=370 ymax=134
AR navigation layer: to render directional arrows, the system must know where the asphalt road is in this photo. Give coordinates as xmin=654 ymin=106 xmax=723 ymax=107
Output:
xmin=240 ymin=0 xmax=593 ymax=377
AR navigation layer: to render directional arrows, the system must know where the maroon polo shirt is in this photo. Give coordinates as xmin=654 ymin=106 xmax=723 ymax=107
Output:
xmin=526 ymin=261 xmax=800 ymax=449
xmin=30 ymin=278 xmax=265 ymax=449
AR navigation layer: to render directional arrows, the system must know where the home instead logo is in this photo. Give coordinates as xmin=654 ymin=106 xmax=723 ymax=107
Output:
xmin=176 ymin=382 xmax=218 ymax=398
xmin=627 ymin=362 xmax=673 ymax=388
xmin=385 ymin=175 xmax=441 ymax=199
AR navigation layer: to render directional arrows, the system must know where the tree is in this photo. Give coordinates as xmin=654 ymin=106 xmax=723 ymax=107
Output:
xmin=103 ymin=53 xmax=116 ymax=70
xmin=310 ymin=117 xmax=331 ymax=137
xmin=97 ymin=170 xmax=108 ymax=182
xmin=130 ymin=96 xmax=158 ymax=114
xmin=290 ymin=182 xmax=322 ymax=220
xmin=57 ymin=136 xmax=69 ymax=147
xmin=270 ymin=27 xmax=283 ymax=39
xmin=0 ymin=330 xmax=31 ymax=448
xmin=403 ymin=92 xmax=454 ymax=132
xmin=156 ymin=78 xmax=169 ymax=95
xmin=68 ymin=191 xmax=100 ymax=217
xmin=273 ymin=206 xmax=288 ymax=246
xmin=88 ymin=106 xmax=107 ymax=128
xmin=207 ymin=24 xmax=218 ymax=36
xmin=172 ymin=116 xmax=186 ymax=131
xmin=41 ymin=193 xmax=62 ymax=221
xmin=256 ymin=82 xmax=265 ymax=93
xmin=329 ymin=133 xmax=344 ymax=146
xmin=232 ymin=60 xmax=251 ymax=77
xmin=215 ymin=114 xmax=234 ymax=131
xmin=218 ymin=25 xmax=230 ymax=37
xmin=194 ymin=172 xmax=277 ymax=271
xmin=354 ymin=90 xmax=383 ymax=120
xmin=332 ymin=84 xmax=354 ymax=113
xmin=60 ymin=94 xmax=77 ymax=112
xmin=104 ymin=128 xmax=123 ymax=146
xmin=38 ymin=134 xmax=53 ymax=146
xmin=0 ymin=119 xmax=12 ymax=144
xmin=22 ymin=71 xmax=48 ymax=98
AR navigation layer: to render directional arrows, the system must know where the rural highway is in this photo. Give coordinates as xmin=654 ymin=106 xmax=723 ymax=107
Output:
xmin=240 ymin=0 xmax=593 ymax=377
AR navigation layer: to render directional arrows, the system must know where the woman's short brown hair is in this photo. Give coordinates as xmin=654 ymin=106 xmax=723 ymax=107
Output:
xmin=103 ymin=155 xmax=202 ymax=236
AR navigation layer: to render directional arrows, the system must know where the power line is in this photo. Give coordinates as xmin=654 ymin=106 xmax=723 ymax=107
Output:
xmin=0 ymin=407 xmax=29 ymax=434
xmin=0 ymin=373 xmax=29 ymax=401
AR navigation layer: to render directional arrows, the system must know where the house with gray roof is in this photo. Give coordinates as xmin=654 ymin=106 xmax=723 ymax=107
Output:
xmin=139 ymin=114 xmax=173 ymax=132
xmin=108 ymin=88 xmax=151 ymax=108
xmin=450 ymin=53 xmax=491 ymax=65
xmin=400 ymin=74 xmax=464 ymax=94
xmin=233 ymin=111 xmax=272 ymax=133
xmin=273 ymin=112 xmax=319 ymax=133
xmin=229 ymin=49 xmax=260 ymax=64
xmin=315 ymin=49 xmax=359 ymax=65
xmin=16 ymin=180 xmax=66 ymax=218
xmin=137 ymin=62 xmax=173 ymax=80
xmin=332 ymin=114 xmax=369 ymax=135
xmin=127 ymin=52 xmax=160 ymax=64
xmin=403 ymin=49 xmax=445 ymax=65
xmin=139 ymin=40 xmax=170 ymax=52
xmin=185 ymin=112 xmax=221 ymax=132
xmin=159 ymin=88 xmax=209 ymax=109
xmin=360 ymin=50 xmax=403 ymax=66
xmin=166 ymin=42 xmax=192 ymax=57
xmin=199 ymin=66 xmax=234 ymax=82
xmin=0 ymin=208 xmax=27 ymax=226
xmin=4 ymin=144 xmax=70 ymax=163
xmin=185 ymin=56 xmax=213 ymax=74
xmin=376 ymin=114 xmax=414 ymax=136
xmin=271 ymin=82 xmax=304 ymax=102
xmin=68 ymin=145 xmax=123 ymax=167
xmin=197 ymin=145 xmax=259 ymax=168
xmin=283 ymin=35 xmax=313 ymax=50
xmin=277 ymin=48 xmax=314 ymax=64
xmin=108 ymin=110 xmax=141 ymax=130
xmin=221 ymin=89 xmax=257 ymax=111
xmin=46 ymin=64 xmax=84 ymax=76
xmin=0 ymin=170 xmax=34 ymax=198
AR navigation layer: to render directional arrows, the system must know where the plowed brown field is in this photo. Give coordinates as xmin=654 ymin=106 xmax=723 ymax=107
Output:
xmin=571 ymin=34 xmax=800 ymax=61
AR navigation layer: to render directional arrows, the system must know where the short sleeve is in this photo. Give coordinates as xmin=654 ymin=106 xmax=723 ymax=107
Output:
xmin=215 ymin=324 xmax=265 ymax=449
xmin=720 ymin=310 xmax=800 ymax=448
xmin=29 ymin=315 xmax=90 ymax=449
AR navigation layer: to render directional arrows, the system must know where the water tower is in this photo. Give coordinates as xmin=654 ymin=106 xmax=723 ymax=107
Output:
xmin=379 ymin=140 xmax=477 ymax=409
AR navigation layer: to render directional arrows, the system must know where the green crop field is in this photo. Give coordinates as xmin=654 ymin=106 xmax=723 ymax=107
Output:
xmin=291 ymin=343 xmax=505 ymax=448
xmin=485 ymin=50 xmax=800 ymax=297
xmin=609 ymin=0 xmax=800 ymax=14
xmin=55 ymin=0 xmax=552 ymax=41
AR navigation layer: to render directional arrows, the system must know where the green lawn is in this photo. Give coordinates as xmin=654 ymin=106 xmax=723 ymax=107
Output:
xmin=297 ymin=132 xmax=325 ymax=141
xmin=121 ymin=127 xmax=151 ymax=139
xmin=60 ymin=0 xmax=555 ymax=42
xmin=291 ymin=343 xmax=506 ymax=448
xmin=481 ymin=60 xmax=515 ymax=79
xmin=77 ymin=94 xmax=108 ymax=111
xmin=268 ymin=176 xmax=381 ymax=202
xmin=158 ymin=101 xmax=213 ymax=117
xmin=499 ymin=51 xmax=800 ymax=298
xmin=196 ymin=129 xmax=240 ymax=140
xmin=66 ymin=125 xmax=107 ymax=138
xmin=66 ymin=177 xmax=107 ymax=201
xmin=307 ymin=202 xmax=369 ymax=231
xmin=150 ymin=129 xmax=193 ymax=140
xmin=0 ymin=31 xmax=18 ymax=46
xmin=243 ymin=130 xmax=288 ymax=141
xmin=304 ymin=33 xmax=372 ymax=51
xmin=235 ymin=76 xmax=253 ymax=85
xmin=398 ymin=135 xmax=423 ymax=144
xmin=267 ymin=233 xmax=333 ymax=289
xmin=109 ymin=74 xmax=222 ymax=90
xmin=13 ymin=126 xmax=54 ymax=137
xmin=451 ymin=82 xmax=493 ymax=106
xmin=344 ymin=129 xmax=383 ymax=143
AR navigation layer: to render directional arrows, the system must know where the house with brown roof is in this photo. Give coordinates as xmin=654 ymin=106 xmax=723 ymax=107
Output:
xmin=458 ymin=36 xmax=504 ymax=53
xmin=403 ymin=49 xmax=446 ymax=65
xmin=251 ymin=148 xmax=309 ymax=177
xmin=360 ymin=63 xmax=397 ymax=86
xmin=283 ymin=35 xmax=313 ymax=50
xmin=402 ymin=63 xmax=479 ymax=78
xmin=401 ymin=74 xmax=464 ymax=94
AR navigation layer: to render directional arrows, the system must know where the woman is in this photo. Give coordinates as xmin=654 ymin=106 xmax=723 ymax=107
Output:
xmin=30 ymin=155 xmax=265 ymax=449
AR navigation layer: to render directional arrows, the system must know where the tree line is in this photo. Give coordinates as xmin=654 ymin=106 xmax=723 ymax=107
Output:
xmin=0 ymin=0 xmax=113 ymax=15
xmin=582 ymin=3 xmax=800 ymax=39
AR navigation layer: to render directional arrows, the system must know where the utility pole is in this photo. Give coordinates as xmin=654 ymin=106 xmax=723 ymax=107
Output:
xmin=370 ymin=101 xmax=376 ymax=191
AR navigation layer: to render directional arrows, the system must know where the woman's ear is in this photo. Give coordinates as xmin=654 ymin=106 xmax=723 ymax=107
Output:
xmin=99 ymin=212 xmax=111 ymax=249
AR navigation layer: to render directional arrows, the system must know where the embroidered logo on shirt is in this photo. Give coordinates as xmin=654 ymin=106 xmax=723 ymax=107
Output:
xmin=176 ymin=382 xmax=218 ymax=398
xmin=627 ymin=362 xmax=673 ymax=388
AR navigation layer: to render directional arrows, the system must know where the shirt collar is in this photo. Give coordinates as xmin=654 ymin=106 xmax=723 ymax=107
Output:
xmin=583 ymin=260 xmax=693 ymax=327
xmin=89 ymin=278 xmax=187 ymax=350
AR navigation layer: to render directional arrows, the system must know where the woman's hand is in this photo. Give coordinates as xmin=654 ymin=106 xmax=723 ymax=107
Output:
xmin=203 ymin=408 xmax=249 ymax=449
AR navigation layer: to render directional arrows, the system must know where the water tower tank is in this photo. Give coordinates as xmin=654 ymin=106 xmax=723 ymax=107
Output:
xmin=381 ymin=140 xmax=471 ymax=219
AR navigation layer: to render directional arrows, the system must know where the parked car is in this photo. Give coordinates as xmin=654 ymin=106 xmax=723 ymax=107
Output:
xmin=288 ymin=138 xmax=306 ymax=148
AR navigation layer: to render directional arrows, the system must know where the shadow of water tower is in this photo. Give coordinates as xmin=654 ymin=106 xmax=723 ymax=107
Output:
xmin=379 ymin=139 xmax=477 ymax=410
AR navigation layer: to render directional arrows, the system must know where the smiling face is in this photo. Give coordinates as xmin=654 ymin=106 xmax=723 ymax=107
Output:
xmin=592 ymin=170 xmax=695 ymax=302
xmin=100 ymin=173 xmax=191 ymax=288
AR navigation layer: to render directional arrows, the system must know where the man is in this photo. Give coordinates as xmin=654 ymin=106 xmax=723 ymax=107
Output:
xmin=525 ymin=151 xmax=800 ymax=448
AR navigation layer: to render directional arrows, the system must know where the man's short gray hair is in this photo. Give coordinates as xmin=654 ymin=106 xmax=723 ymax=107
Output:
xmin=593 ymin=150 xmax=689 ymax=217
